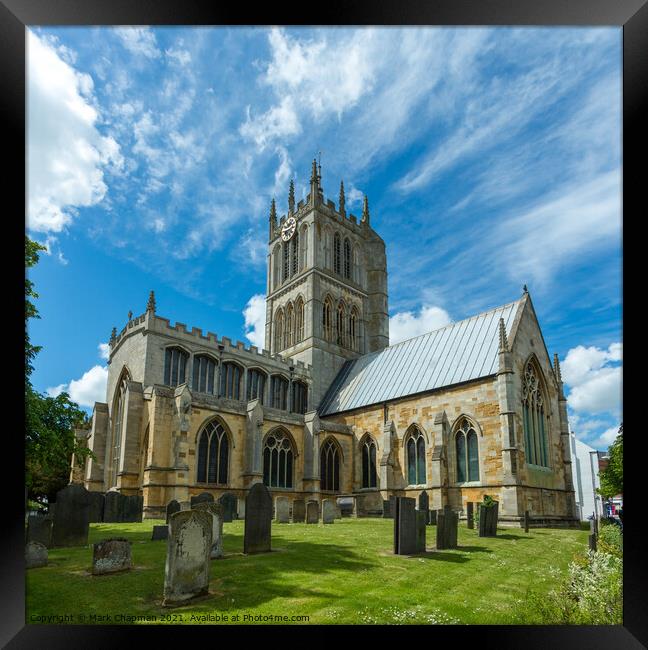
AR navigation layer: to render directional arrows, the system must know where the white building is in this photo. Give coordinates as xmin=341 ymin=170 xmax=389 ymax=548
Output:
xmin=569 ymin=431 xmax=602 ymax=520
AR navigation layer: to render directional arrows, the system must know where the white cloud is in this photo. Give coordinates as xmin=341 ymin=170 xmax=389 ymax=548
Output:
xmin=592 ymin=426 xmax=620 ymax=449
xmin=166 ymin=47 xmax=191 ymax=65
xmin=115 ymin=27 xmax=161 ymax=59
xmin=243 ymin=294 xmax=267 ymax=349
xmin=27 ymin=30 xmax=122 ymax=233
xmin=389 ymin=305 xmax=452 ymax=345
xmin=46 ymin=383 xmax=67 ymax=398
xmin=45 ymin=364 xmax=108 ymax=407
xmin=98 ymin=342 xmax=110 ymax=360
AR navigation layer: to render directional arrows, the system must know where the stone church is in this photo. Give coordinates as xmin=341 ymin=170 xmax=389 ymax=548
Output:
xmin=74 ymin=160 xmax=578 ymax=526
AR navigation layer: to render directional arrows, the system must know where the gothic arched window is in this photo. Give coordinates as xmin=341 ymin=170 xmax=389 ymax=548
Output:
xmin=164 ymin=347 xmax=188 ymax=386
xmin=353 ymin=245 xmax=361 ymax=284
xmin=285 ymin=302 xmax=294 ymax=349
xmin=282 ymin=240 xmax=290 ymax=282
xmin=247 ymin=368 xmax=267 ymax=404
xmin=271 ymin=374 xmax=289 ymax=410
xmin=323 ymin=296 xmax=333 ymax=342
xmin=295 ymin=297 xmax=304 ymax=343
xmin=323 ymin=226 xmax=332 ymax=269
xmin=292 ymin=380 xmax=308 ymax=414
xmin=272 ymin=244 xmax=281 ymax=290
xmin=361 ymin=435 xmax=377 ymax=488
xmin=406 ymin=426 xmax=426 ymax=485
xmin=522 ymin=359 xmax=550 ymax=467
xmin=263 ymin=430 xmax=294 ymax=488
xmin=343 ymin=237 xmax=351 ymax=279
xmin=192 ymin=355 xmax=217 ymax=394
xmin=299 ymin=224 xmax=308 ymax=271
xmin=291 ymin=230 xmax=299 ymax=276
xmin=333 ymin=232 xmax=342 ymax=275
xmin=321 ymin=438 xmax=340 ymax=491
xmin=455 ymin=418 xmax=480 ymax=482
xmin=336 ymin=301 xmax=346 ymax=347
xmin=220 ymin=362 xmax=242 ymax=400
xmin=274 ymin=309 xmax=284 ymax=352
xmin=196 ymin=419 xmax=229 ymax=485
xmin=349 ymin=306 xmax=359 ymax=351
xmin=110 ymin=369 xmax=130 ymax=488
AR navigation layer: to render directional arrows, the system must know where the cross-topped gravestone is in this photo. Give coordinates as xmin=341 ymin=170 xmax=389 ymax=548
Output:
xmin=275 ymin=497 xmax=290 ymax=523
xmin=394 ymin=497 xmax=417 ymax=555
xmin=163 ymin=510 xmax=212 ymax=605
xmin=51 ymin=483 xmax=90 ymax=548
xmin=292 ymin=499 xmax=306 ymax=523
xmin=244 ymin=483 xmax=272 ymax=554
xmin=166 ymin=500 xmax=181 ymax=524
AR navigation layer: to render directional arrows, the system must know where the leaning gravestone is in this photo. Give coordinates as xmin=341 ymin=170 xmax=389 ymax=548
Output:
xmin=51 ymin=483 xmax=90 ymax=548
xmin=92 ymin=538 xmax=132 ymax=575
xmin=152 ymin=525 xmax=169 ymax=541
xmin=123 ymin=495 xmax=144 ymax=523
xmin=394 ymin=497 xmax=417 ymax=555
xmin=166 ymin=500 xmax=181 ymax=524
xmin=478 ymin=500 xmax=499 ymax=537
xmin=275 ymin=497 xmax=290 ymax=523
xmin=163 ymin=510 xmax=212 ymax=605
xmin=194 ymin=502 xmax=224 ymax=559
xmin=416 ymin=510 xmax=427 ymax=553
xmin=88 ymin=492 xmax=105 ymax=523
xmin=27 ymin=515 xmax=53 ymax=548
xmin=103 ymin=490 xmax=126 ymax=523
xmin=219 ymin=493 xmax=237 ymax=522
xmin=243 ymin=483 xmax=272 ymax=554
xmin=436 ymin=506 xmax=458 ymax=550
xmin=322 ymin=499 xmax=336 ymax=524
xmin=292 ymin=499 xmax=306 ymax=523
xmin=191 ymin=492 xmax=214 ymax=508
xmin=466 ymin=502 xmax=474 ymax=529
xmin=26 ymin=542 xmax=48 ymax=569
xmin=306 ymin=500 xmax=319 ymax=524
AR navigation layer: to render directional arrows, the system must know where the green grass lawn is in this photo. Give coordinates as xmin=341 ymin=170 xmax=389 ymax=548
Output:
xmin=26 ymin=519 xmax=588 ymax=625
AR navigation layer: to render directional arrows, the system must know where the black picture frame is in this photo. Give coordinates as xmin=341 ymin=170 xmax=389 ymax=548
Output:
xmin=4 ymin=0 xmax=641 ymax=646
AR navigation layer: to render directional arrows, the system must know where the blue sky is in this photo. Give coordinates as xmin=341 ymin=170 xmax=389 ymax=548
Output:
xmin=26 ymin=26 xmax=622 ymax=450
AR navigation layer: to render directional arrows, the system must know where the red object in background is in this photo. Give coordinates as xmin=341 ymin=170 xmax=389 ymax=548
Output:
xmin=611 ymin=505 xmax=616 ymax=514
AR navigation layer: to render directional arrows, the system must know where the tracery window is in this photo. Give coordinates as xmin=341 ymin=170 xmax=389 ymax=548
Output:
xmin=196 ymin=419 xmax=229 ymax=484
xmin=263 ymin=430 xmax=294 ymax=488
xmin=271 ymin=375 xmax=289 ymax=411
xmin=299 ymin=224 xmax=308 ymax=271
xmin=220 ymin=362 xmax=242 ymax=400
xmin=110 ymin=371 xmax=130 ymax=488
xmin=336 ymin=301 xmax=346 ymax=347
xmin=292 ymin=381 xmax=308 ymax=415
xmin=343 ymin=237 xmax=351 ymax=279
xmin=247 ymin=369 xmax=267 ymax=404
xmin=291 ymin=231 xmax=299 ymax=276
xmin=333 ymin=233 xmax=341 ymax=275
xmin=283 ymin=240 xmax=290 ymax=282
xmin=349 ymin=306 xmax=359 ymax=351
xmin=192 ymin=355 xmax=217 ymax=394
xmin=361 ymin=435 xmax=377 ymax=488
xmin=320 ymin=438 xmax=340 ymax=491
xmin=522 ymin=359 xmax=550 ymax=467
xmin=295 ymin=297 xmax=304 ymax=343
xmin=273 ymin=244 xmax=281 ymax=290
xmin=455 ymin=418 xmax=480 ymax=482
xmin=406 ymin=426 xmax=426 ymax=485
xmin=323 ymin=296 xmax=333 ymax=342
xmin=285 ymin=302 xmax=294 ymax=349
xmin=164 ymin=347 xmax=188 ymax=386
xmin=274 ymin=309 xmax=284 ymax=352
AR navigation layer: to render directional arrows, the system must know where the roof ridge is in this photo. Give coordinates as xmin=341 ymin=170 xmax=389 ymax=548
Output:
xmin=383 ymin=298 xmax=522 ymax=353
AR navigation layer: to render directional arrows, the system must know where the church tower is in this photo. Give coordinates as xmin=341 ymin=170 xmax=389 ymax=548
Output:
xmin=265 ymin=160 xmax=389 ymax=408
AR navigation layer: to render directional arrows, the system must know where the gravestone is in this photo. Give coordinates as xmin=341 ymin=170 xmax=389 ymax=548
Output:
xmin=152 ymin=525 xmax=169 ymax=541
xmin=103 ymin=490 xmax=126 ymax=523
xmin=275 ymin=497 xmax=290 ymax=523
xmin=25 ymin=542 xmax=48 ymax=569
xmin=306 ymin=500 xmax=319 ymax=524
xmin=194 ymin=502 xmax=224 ymax=559
xmin=416 ymin=510 xmax=427 ymax=553
xmin=383 ymin=497 xmax=396 ymax=519
xmin=466 ymin=502 xmax=474 ymax=529
xmin=88 ymin=492 xmax=105 ymax=523
xmin=337 ymin=497 xmax=355 ymax=517
xmin=26 ymin=515 xmax=52 ymax=548
xmin=478 ymin=501 xmax=499 ymax=537
xmin=244 ymin=483 xmax=272 ymax=554
xmin=219 ymin=493 xmax=237 ymax=522
xmin=428 ymin=509 xmax=437 ymax=525
xmin=394 ymin=497 xmax=417 ymax=555
xmin=322 ymin=499 xmax=336 ymax=524
xmin=524 ymin=510 xmax=530 ymax=533
xmin=123 ymin=495 xmax=144 ymax=523
xmin=92 ymin=538 xmax=132 ymax=575
xmin=51 ymin=483 xmax=90 ymax=548
xmin=191 ymin=492 xmax=214 ymax=508
xmin=292 ymin=499 xmax=306 ymax=523
xmin=436 ymin=506 xmax=458 ymax=550
xmin=166 ymin=500 xmax=181 ymax=524
xmin=418 ymin=491 xmax=430 ymax=527
xmin=163 ymin=510 xmax=212 ymax=605
xmin=180 ymin=501 xmax=191 ymax=511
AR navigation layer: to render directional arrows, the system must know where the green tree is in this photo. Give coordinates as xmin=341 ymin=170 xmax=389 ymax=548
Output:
xmin=25 ymin=236 xmax=94 ymax=503
xmin=598 ymin=424 xmax=623 ymax=499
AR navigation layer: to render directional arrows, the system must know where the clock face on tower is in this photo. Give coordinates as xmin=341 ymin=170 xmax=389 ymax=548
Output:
xmin=281 ymin=216 xmax=297 ymax=242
